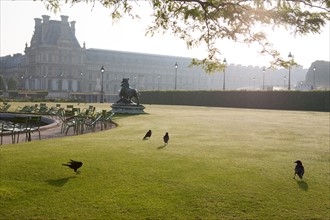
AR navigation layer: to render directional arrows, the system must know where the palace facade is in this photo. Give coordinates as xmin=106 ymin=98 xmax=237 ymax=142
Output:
xmin=0 ymin=15 xmax=309 ymax=101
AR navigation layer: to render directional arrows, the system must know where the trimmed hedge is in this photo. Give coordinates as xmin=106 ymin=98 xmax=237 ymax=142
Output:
xmin=8 ymin=90 xmax=49 ymax=99
xmin=140 ymin=90 xmax=330 ymax=112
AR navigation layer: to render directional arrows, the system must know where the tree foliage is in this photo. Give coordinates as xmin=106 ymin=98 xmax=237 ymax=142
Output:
xmin=0 ymin=75 xmax=5 ymax=91
xmin=7 ymin=77 xmax=18 ymax=91
xmin=42 ymin=0 xmax=329 ymax=73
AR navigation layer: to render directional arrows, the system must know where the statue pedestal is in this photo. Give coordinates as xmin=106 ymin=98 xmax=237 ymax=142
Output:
xmin=111 ymin=103 xmax=145 ymax=114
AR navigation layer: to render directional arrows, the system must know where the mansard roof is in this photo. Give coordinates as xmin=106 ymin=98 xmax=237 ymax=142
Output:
xmin=30 ymin=15 xmax=80 ymax=48
xmin=43 ymin=21 xmax=62 ymax=45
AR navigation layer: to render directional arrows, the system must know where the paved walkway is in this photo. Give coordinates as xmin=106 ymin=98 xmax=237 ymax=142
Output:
xmin=1 ymin=117 xmax=116 ymax=145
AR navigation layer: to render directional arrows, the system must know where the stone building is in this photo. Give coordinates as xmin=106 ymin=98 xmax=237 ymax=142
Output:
xmin=0 ymin=15 xmax=224 ymax=101
xmin=0 ymin=15 xmax=309 ymax=101
xmin=24 ymin=15 xmax=85 ymax=93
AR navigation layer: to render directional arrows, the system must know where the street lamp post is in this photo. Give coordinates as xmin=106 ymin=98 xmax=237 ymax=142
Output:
xmin=223 ymin=58 xmax=227 ymax=90
xmin=313 ymin=65 xmax=316 ymax=90
xmin=58 ymin=72 xmax=63 ymax=91
xmin=43 ymin=74 xmax=47 ymax=90
xmin=100 ymin=66 xmax=104 ymax=103
xmin=262 ymin=67 xmax=266 ymax=90
xmin=20 ymin=74 xmax=24 ymax=90
xmin=174 ymin=62 xmax=178 ymax=90
xmin=80 ymin=71 xmax=83 ymax=92
xmin=157 ymin=75 xmax=160 ymax=90
xmin=288 ymin=52 xmax=293 ymax=90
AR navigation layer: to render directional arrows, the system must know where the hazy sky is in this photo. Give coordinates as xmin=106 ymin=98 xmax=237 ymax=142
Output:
xmin=1 ymin=0 xmax=329 ymax=68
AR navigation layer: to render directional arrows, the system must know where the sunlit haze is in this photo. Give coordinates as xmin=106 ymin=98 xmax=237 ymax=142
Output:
xmin=1 ymin=0 xmax=329 ymax=68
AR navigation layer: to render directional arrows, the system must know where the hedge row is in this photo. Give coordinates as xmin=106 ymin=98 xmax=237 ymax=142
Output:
xmin=140 ymin=91 xmax=330 ymax=112
xmin=7 ymin=90 xmax=49 ymax=99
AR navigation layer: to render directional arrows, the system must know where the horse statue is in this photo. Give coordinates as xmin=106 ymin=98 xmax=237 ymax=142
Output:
xmin=117 ymin=78 xmax=140 ymax=105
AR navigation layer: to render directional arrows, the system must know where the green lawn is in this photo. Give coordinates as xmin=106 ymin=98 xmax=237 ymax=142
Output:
xmin=0 ymin=104 xmax=329 ymax=219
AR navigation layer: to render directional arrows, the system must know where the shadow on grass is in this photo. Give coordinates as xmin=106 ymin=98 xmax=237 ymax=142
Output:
xmin=157 ymin=145 xmax=166 ymax=150
xmin=46 ymin=176 xmax=76 ymax=187
xmin=112 ymin=113 xmax=147 ymax=119
xmin=296 ymin=180 xmax=308 ymax=191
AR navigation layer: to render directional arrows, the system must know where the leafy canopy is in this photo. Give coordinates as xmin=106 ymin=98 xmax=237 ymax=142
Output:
xmin=41 ymin=0 xmax=329 ymax=73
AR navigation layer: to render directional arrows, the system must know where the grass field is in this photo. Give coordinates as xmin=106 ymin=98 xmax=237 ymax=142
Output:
xmin=0 ymin=104 xmax=329 ymax=219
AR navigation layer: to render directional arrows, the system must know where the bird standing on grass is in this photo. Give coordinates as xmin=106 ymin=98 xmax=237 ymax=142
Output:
xmin=143 ymin=130 xmax=152 ymax=140
xmin=63 ymin=160 xmax=83 ymax=174
xmin=293 ymin=160 xmax=304 ymax=180
xmin=163 ymin=132 xmax=169 ymax=145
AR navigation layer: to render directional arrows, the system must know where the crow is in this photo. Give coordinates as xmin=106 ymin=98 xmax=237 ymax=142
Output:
xmin=293 ymin=160 xmax=304 ymax=180
xmin=143 ymin=130 xmax=152 ymax=140
xmin=163 ymin=132 xmax=169 ymax=145
xmin=62 ymin=160 xmax=83 ymax=173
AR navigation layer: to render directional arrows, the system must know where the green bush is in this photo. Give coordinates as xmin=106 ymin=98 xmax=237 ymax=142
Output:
xmin=140 ymin=90 xmax=330 ymax=112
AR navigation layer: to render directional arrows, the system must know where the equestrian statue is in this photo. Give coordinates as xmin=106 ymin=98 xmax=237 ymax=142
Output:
xmin=117 ymin=78 xmax=140 ymax=105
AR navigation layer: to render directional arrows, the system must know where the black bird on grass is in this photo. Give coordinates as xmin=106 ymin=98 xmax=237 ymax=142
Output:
xmin=62 ymin=160 xmax=83 ymax=174
xmin=143 ymin=130 xmax=152 ymax=140
xmin=163 ymin=132 xmax=169 ymax=145
xmin=293 ymin=160 xmax=304 ymax=180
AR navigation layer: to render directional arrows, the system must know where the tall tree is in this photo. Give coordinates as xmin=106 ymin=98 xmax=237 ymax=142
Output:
xmin=43 ymin=0 xmax=329 ymax=73
xmin=7 ymin=77 xmax=18 ymax=91
xmin=0 ymin=75 xmax=5 ymax=91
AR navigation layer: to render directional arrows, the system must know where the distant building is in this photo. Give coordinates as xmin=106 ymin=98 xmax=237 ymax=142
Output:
xmin=304 ymin=60 xmax=330 ymax=90
xmin=0 ymin=15 xmax=310 ymax=101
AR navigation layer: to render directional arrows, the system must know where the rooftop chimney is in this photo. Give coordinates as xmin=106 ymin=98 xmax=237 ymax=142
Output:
xmin=34 ymin=18 xmax=42 ymax=26
xmin=61 ymin=15 xmax=69 ymax=23
xmin=70 ymin=21 xmax=76 ymax=36
xmin=42 ymin=15 xmax=50 ymax=23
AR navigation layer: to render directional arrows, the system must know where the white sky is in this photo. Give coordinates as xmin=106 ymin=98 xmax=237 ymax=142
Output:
xmin=0 ymin=0 xmax=329 ymax=68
